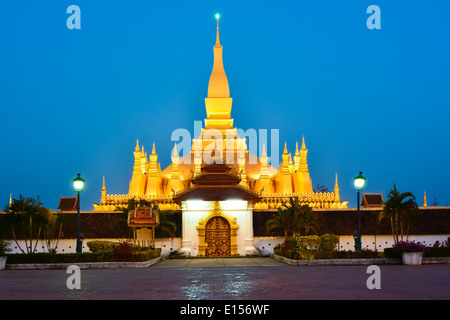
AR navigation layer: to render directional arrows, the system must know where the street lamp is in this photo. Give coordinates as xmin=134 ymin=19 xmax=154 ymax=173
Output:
xmin=73 ymin=173 xmax=85 ymax=253
xmin=353 ymin=171 xmax=366 ymax=251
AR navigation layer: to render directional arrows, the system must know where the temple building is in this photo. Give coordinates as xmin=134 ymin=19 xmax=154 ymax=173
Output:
xmin=93 ymin=18 xmax=348 ymax=256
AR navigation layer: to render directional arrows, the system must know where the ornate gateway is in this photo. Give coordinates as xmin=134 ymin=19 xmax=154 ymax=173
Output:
xmin=205 ymin=216 xmax=230 ymax=256
xmin=196 ymin=201 xmax=239 ymax=256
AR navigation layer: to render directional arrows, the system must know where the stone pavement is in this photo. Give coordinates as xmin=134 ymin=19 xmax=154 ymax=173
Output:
xmin=0 ymin=257 xmax=449 ymax=300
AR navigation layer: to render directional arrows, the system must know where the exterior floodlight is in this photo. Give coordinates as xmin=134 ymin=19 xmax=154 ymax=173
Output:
xmin=73 ymin=173 xmax=85 ymax=253
xmin=354 ymin=172 xmax=366 ymax=191
xmin=353 ymin=171 xmax=366 ymax=251
xmin=73 ymin=173 xmax=85 ymax=193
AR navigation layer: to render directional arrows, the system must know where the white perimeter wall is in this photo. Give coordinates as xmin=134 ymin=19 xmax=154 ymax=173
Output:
xmin=5 ymin=235 xmax=449 ymax=256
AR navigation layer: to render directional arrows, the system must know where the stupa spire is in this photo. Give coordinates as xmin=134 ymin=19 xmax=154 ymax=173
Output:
xmin=135 ymin=139 xmax=140 ymax=151
xmin=215 ymin=13 xmax=221 ymax=47
xmin=207 ymin=13 xmax=230 ymax=98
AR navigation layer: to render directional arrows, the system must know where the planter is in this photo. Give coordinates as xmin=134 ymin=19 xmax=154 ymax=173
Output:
xmin=0 ymin=256 xmax=7 ymax=270
xmin=402 ymin=252 xmax=424 ymax=265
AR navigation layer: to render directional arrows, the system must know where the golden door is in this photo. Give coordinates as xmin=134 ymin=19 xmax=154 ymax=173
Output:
xmin=205 ymin=216 xmax=231 ymax=256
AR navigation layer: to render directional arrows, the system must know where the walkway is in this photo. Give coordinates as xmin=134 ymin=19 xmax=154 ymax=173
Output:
xmin=151 ymin=257 xmax=286 ymax=268
xmin=0 ymin=257 xmax=449 ymax=301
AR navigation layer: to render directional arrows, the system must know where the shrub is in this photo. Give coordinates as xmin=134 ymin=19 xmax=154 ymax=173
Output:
xmin=319 ymin=234 xmax=339 ymax=252
xmin=113 ymin=240 xmax=133 ymax=262
xmin=392 ymin=240 xmax=429 ymax=253
xmin=5 ymin=248 xmax=161 ymax=264
xmin=6 ymin=252 xmax=115 ymax=264
xmin=385 ymin=240 xmax=430 ymax=259
xmin=274 ymin=234 xmax=383 ymax=260
xmin=296 ymin=235 xmax=320 ymax=260
xmin=86 ymin=240 xmax=116 ymax=253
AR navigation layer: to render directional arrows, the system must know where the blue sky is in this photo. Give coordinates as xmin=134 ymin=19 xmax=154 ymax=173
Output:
xmin=0 ymin=0 xmax=449 ymax=210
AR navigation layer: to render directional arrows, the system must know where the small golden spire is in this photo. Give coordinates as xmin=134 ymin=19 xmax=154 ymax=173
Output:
xmin=135 ymin=139 xmax=140 ymax=151
xmin=102 ymin=176 xmax=106 ymax=192
xmin=215 ymin=13 xmax=221 ymax=47
xmin=334 ymin=173 xmax=340 ymax=202
xmin=301 ymin=136 xmax=306 ymax=150
xmin=283 ymin=142 xmax=288 ymax=154
xmin=423 ymin=191 xmax=427 ymax=207
xmin=152 ymin=142 xmax=156 ymax=155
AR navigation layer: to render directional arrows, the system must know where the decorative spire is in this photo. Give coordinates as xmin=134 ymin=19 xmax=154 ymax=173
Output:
xmin=301 ymin=136 xmax=306 ymax=150
xmin=152 ymin=142 xmax=156 ymax=155
xmin=334 ymin=173 xmax=340 ymax=202
xmin=300 ymin=136 xmax=309 ymax=172
xmin=172 ymin=143 xmax=179 ymax=165
xmin=294 ymin=141 xmax=301 ymax=171
xmin=101 ymin=177 xmax=107 ymax=205
xmin=135 ymin=139 xmax=140 ymax=151
xmin=207 ymin=14 xmax=230 ymax=98
xmin=423 ymin=191 xmax=427 ymax=207
xmin=283 ymin=142 xmax=288 ymax=154
xmin=9 ymin=193 xmax=12 ymax=208
xmin=215 ymin=13 xmax=221 ymax=47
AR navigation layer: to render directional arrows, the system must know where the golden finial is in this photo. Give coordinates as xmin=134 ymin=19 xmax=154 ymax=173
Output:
xmin=215 ymin=13 xmax=221 ymax=47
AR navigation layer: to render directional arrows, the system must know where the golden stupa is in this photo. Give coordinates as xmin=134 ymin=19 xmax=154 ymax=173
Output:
xmin=94 ymin=18 xmax=348 ymax=211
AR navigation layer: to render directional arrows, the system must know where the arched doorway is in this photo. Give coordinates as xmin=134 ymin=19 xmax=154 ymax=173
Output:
xmin=205 ymin=216 xmax=230 ymax=256
xmin=196 ymin=201 xmax=239 ymax=256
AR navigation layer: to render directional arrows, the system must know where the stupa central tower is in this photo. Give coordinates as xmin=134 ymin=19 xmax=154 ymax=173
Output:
xmin=204 ymin=17 xmax=233 ymax=130
xmin=94 ymin=16 xmax=348 ymax=212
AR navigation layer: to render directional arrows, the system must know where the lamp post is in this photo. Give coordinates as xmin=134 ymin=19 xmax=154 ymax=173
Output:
xmin=73 ymin=173 xmax=85 ymax=253
xmin=354 ymin=171 xmax=366 ymax=251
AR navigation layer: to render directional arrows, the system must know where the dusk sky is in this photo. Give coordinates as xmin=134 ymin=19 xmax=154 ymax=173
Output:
xmin=1 ymin=1 xmax=449 ymax=211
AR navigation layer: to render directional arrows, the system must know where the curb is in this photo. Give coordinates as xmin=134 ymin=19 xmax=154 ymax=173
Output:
xmin=5 ymin=256 xmax=164 ymax=270
xmin=271 ymin=254 xmax=450 ymax=266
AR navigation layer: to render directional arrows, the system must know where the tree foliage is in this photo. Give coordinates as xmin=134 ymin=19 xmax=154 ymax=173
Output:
xmin=266 ymin=197 xmax=318 ymax=237
xmin=379 ymin=183 xmax=420 ymax=243
xmin=6 ymin=195 xmax=52 ymax=253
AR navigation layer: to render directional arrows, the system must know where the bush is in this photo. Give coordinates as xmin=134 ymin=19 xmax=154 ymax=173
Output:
xmin=86 ymin=240 xmax=116 ymax=253
xmin=319 ymin=234 xmax=339 ymax=252
xmin=6 ymin=252 xmax=115 ymax=264
xmin=274 ymin=234 xmax=382 ymax=260
xmin=296 ymin=235 xmax=320 ymax=260
xmin=113 ymin=241 xmax=133 ymax=262
xmin=385 ymin=240 xmax=431 ymax=259
xmin=392 ymin=240 xmax=429 ymax=253
xmin=6 ymin=248 xmax=161 ymax=264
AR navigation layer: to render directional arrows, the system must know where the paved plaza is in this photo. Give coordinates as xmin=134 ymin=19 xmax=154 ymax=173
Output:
xmin=0 ymin=257 xmax=449 ymax=300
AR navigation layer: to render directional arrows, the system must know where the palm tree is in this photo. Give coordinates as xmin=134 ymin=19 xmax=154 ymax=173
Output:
xmin=266 ymin=206 xmax=294 ymax=237
xmin=380 ymin=183 xmax=420 ymax=243
xmin=285 ymin=197 xmax=317 ymax=236
xmin=157 ymin=210 xmax=178 ymax=239
xmin=266 ymin=197 xmax=317 ymax=237
xmin=6 ymin=195 xmax=51 ymax=253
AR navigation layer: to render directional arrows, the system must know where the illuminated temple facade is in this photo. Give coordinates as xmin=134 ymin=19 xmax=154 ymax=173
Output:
xmin=93 ymin=19 xmax=348 ymax=256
